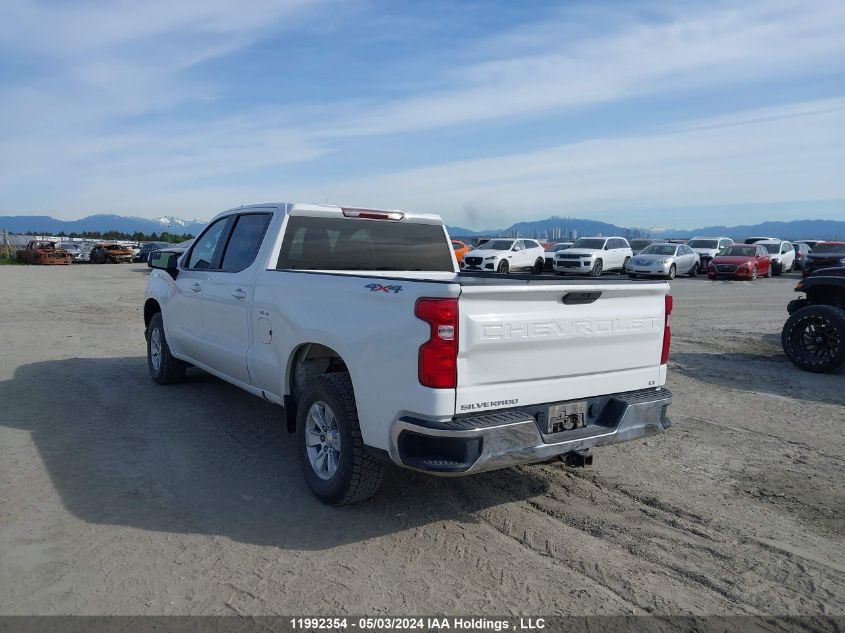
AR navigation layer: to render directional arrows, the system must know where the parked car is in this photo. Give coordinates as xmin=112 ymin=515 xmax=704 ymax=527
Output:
xmin=802 ymin=242 xmax=845 ymax=277
xmin=792 ymin=242 xmax=812 ymax=271
xmin=58 ymin=242 xmax=87 ymax=262
xmin=461 ymin=238 xmax=545 ymax=274
xmin=755 ymin=240 xmax=795 ymax=275
xmin=16 ymin=240 xmax=73 ymax=265
xmin=687 ymin=236 xmax=734 ymax=272
xmin=708 ymin=244 xmax=772 ymax=280
xmin=450 ymin=240 xmax=471 ymax=264
xmin=629 ymin=239 xmax=656 ymax=255
xmin=144 ymin=202 xmax=673 ymax=505
xmin=135 ymin=241 xmax=172 ymax=263
xmin=553 ymin=237 xmax=632 ymax=277
xmin=744 ymin=236 xmax=779 ymax=244
xmin=89 ymin=243 xmax=134 ymax=264
xmin=782 ymin=267 xmax=845 ymax=373
xmin=147 ymin=240 xmax=194 ymax=268
xmin=627 ymin=243 xmax=700 ymax=279
xmin=795 ymin=240 xmax=824 ymax=250
xmin=543 ymin=242 xmax=573 ymax=271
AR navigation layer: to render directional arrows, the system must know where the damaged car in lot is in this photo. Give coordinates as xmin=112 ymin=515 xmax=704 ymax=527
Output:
xmin=89 ymin=243 xmax=134 ymax=264
xmin=16 ymin=241 xmax=73 ymax=265
xmin=782 ymin=266 xmax=845 ymax=373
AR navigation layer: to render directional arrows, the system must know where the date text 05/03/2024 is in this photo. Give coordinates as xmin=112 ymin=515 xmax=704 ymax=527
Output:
xmin=289 ymin=617 xmax=546 ymax=630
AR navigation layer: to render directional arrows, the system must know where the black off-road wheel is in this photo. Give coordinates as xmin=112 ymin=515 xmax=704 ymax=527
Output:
xmin=782 ymin=305 xmax=845 ymax=373
xmin=497 ymin=260 xmax=509 ymax=274
xmin=146 ymin=312 xmax=187 ymax=384
xmin=296 ymin=373 xmax=385 ymax=506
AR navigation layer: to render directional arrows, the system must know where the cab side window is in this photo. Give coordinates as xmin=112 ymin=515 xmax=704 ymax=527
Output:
xmin=221 ymin=213 xmax=272 ymax=272
xmin=186 ymin=217 xmax=231 ymax=270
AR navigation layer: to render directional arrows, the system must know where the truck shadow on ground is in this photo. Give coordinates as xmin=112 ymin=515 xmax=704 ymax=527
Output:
xmin=670 ymin=351 xmax=845 ymax=403
xmin=0 ymin=357 xmax=550 ymax=550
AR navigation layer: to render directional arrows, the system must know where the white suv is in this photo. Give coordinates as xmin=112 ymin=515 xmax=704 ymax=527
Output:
xmin=461 ymin=238 xmax=546 ymax=274
xmin=687 ymin=236 xmax=734 ymax=271
xmin=755 ymin=239 xmax=796 ymax=275
xmin=554 ymin=237 xmax=633 ymax=276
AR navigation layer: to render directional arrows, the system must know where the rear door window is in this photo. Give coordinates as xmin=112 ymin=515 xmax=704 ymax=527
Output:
xmin=276 ymin=216 xmax=453 ymax=271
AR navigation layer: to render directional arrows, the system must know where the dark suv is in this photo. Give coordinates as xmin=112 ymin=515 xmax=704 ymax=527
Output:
xmin=802 ymin=242 xmax=845 ymax=277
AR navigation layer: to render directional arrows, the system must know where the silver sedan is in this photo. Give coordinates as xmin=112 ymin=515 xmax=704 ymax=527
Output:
xmin=625 ymin=243 xmax=700 ymax=279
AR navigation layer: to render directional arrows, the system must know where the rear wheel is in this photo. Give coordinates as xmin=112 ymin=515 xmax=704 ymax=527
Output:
xmin=782 ymin=305 xmax=845 ymax=373
xmin=497 ymin=260 xmax=509 ymax=274
xmin=688 ymin=263 xmax=699 ymax=277
xmin=296 ymin=373 xmax=385 ymax=505
xmin=773 ymin=262 xmax=782 ymax=276
xmin=764 ymin=263 xmax=772 ymax=278
xmin=589 ymin=259 xmax=603 ymax=277
xmin=532 ymin=258 xmax=544 ymax=275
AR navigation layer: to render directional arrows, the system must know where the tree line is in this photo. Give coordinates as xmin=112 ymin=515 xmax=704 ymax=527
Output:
xmin=20 ymin=230 xmax=195 ymax=243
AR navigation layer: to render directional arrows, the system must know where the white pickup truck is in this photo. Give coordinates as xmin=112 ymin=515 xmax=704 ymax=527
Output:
xmin=144 ymin=203 xmax=673 ymax=505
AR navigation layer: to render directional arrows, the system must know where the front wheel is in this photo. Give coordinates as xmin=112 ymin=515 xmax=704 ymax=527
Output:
xmin=589 ymin=259 xmax=603 ymax=277
xmin=497 ymin=260 xmax=509 ymax=274
xmin=297 ymin=373 xmax=385 ymax=505
xmin=772 ymin=262 xmax=782 ymax=276
xmin=666 ymin=264 xmax=676 ymax=280
xmin=146 ymin=313 xmax=187 ymax=384
xmin=750 ymin=266 xmax=757 ymax=281
xmin=782 ymin=305 xmax=845 ymax=373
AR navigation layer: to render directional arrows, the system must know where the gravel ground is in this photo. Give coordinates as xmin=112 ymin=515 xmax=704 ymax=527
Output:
xmin=0 ymin=264 xmax=842 ymax=617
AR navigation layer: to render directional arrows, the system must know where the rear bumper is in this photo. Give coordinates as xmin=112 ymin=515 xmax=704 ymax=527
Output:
xmin=389 ymin=388 xmax=672 ymax=475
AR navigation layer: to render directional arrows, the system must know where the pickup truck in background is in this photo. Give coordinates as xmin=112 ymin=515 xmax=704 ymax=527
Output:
xmin=144 ymin=203 xmax=673 ymax=505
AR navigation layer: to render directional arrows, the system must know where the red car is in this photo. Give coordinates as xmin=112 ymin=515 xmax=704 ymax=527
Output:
xmin=708 ymin=244 xmax=772 ymax=280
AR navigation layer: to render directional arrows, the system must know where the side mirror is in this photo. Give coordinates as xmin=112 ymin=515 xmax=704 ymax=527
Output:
xmin=604 ymin=244 xmax=610 ymax=250
xmin=149 ymin=250 xmax=179 ymax=278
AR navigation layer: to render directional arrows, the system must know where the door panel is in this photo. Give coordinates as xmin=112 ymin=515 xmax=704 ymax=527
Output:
xmin=167 ymin=270 xmax=207 ymax=360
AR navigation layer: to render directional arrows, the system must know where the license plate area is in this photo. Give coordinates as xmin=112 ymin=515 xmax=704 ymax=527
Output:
xmin=545 ymin=400 xmax=587 ymax=434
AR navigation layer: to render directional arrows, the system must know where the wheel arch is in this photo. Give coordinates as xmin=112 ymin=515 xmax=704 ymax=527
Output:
xmin=284 ymin=343 xmax=350 ymax=433
xmin=144 ymin=298 xmax=161 ymax=328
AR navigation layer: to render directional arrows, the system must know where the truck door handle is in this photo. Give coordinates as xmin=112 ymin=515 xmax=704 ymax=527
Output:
xmin=191 ymin=283 xmax=203 ymax=292
xmin=232 ymin=288 xmax=247 ymax=300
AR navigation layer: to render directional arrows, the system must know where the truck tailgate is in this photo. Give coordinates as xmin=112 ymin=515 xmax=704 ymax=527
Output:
xmin=455 ymin=279 xmax=669 ymax=414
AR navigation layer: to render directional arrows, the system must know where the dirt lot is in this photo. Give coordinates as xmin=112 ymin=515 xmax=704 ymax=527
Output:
xmin=0 ymin=265 xmax=842 ymax=617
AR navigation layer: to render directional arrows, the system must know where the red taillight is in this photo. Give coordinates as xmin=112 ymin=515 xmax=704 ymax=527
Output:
xmin=342 ymin=207 xmax=404 ymax=220
xmin=661 ymin=293 xmax=673 ymax=365
xmin=415 ymin=298 xmax=458 ymax=388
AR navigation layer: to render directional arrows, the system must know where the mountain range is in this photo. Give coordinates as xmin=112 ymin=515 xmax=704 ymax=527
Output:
xmin=0 ymin=214 xmax=207 ymax=236
xmin=1 ymin=213 xmax=843 ymax=241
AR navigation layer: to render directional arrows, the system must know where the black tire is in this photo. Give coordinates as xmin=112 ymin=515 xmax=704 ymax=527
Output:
xmin=666 ymin=264 xmax=676 ymax=280
xmin=781 ymin=305 xmax=845 ymax=373
xmin=622 ymin=257 xmax=630 ymax=273
xmin=688 ymin=263 xmax=699 ymax=277
xmin=532 ymin=258 xmax=544 ymax=275
xmin=772 ymin=262 xmax=782 ymax=276
xmin=296 ymin=373 xmax=385 ymax=505
xmin=497 ymin=260 xmax=509 ymax=274
xmin=787 ymin=298 xmax=811 ymax=315
xmin=764 ymin=264 xmax=772 ymax=278
xmin=589 ymin=259 xmax=603 ymax=277
xmin=146 ymin=312 xmax=187 ymax=384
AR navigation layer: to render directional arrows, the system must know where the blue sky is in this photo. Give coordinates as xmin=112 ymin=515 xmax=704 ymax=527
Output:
xmin=0 ymin=0 xmax=844 ymax=230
